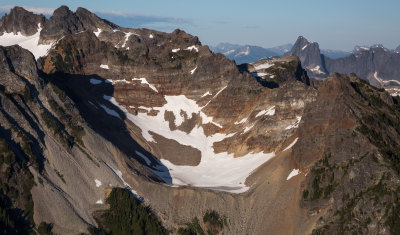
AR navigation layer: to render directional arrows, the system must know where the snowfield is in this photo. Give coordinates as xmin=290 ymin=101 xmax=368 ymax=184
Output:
xmin=104 ymin=94 xmax=276 ymax=193
xmin=0 ymin=23 xmax=52 ymax=59
xmin=254 ymin=63 xmax=273 ymax=71
xmin=132 ymin=78 xmax=158 ymax=92
xmin=100 ymin=64 xmax=109 ymax=69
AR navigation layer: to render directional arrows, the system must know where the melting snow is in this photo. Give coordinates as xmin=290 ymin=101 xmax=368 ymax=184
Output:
xmin=255 ymin=106 xmax=275 ymax=118
xmin=0 ymin=23 xmax=52 ymax=59
xmin=286 ymin=169 xmax=300 ymax=180
xmin=285 ymin=116 xmax=302 ymax=130
xmin=172 ymin=48 xmax=180 ymax=53
xmin=95 ymin=179 xmax=102 ymax=187
xmin=100 ymin=64 xmax=109 ymax=69
xmin=132 ymin=78 xmax=158 ymax=92
xmin=99 ymin=103 xmax=122 ymax=119
xmin=93 ymin=28 xmax=102 ymax=37
xmin=283 ymin=138 xmax=298 ymax=152
xmin=190 ymin=67 xmax=197 ymax=74
xmin=90 ymin=78 xmax=102 ymax=85
xmin=105 ymin=95 xmax=275 ymax=193
xmin=254 ymin=63 xmax=273 ymax=71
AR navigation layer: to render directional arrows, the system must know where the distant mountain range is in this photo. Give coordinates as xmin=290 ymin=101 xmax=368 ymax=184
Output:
xmin=211 ymin=42 xmax=351 ymax=65
xmin=284 ymin=36 xmax=400 ymax=85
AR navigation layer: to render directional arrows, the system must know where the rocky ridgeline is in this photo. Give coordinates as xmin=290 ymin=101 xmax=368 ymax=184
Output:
xmin=1 ymin=6 xmax=400 ymax=235
xmin=285 ymin=36 xmax=400 ymax=86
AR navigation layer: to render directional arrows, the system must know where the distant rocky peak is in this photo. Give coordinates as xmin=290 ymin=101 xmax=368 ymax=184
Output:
xmin=396 ymin=45 xmax=400 ymax=53
xmin=0 ymin=6 xmax=46 ymax=36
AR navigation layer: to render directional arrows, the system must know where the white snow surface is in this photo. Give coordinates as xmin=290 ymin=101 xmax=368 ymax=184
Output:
xmin=105 ymin=94 xmax=275 ymax=193
xmin=283 ymin=138 xmax=298 ymax=152
xmin=149 ymin=34 xmax=154 ymax=39
xmin=99 ymin=103 xmax=121 ymax=119
xmin=286 ymin=169 xmax=300 ymax=180
xmin=171 ymin=48 xmax=180 ymax=53
xmin=100 ymin=64 xmax=109 ymax=69
xmin=132 ymin=78 xmax=158 ymax=92
xmin=90 ymin=78 xmax=102 ymax=85
xmin=190 ymin=67 xmax=197 ymax=74
xmin=234 ymin=118 xmax=247 ymax=125
xmin=285 ymin=116 xmax=302 ymax=130
xmin=0 ymin=23 xmax=52 ymax=59
xmin=95 ymin=179 xmax=102 ymax=187
xmin=309 ymin=65 xmax=325 ymax=74
xmin=254 ymin=63 xmax=273 ymax=71
xmin=96 ymin=200 xmax=103 ymax=204
xmin=93 ymin=28 xmax=102 ymax=37
xmin=255 ymin=106 xmax=275 ymax=118
xmin=121 ymin=32 xmax=132 ymax=48
xmin=185 ymin=45 xmax=199 ymax=52
xmin=106 ymin=79 xmax=131 ymax=85
xmin=302 ymin=44 xmax=308 ymax=50
xmin=201 ymin=91 xmax=212 ymax=97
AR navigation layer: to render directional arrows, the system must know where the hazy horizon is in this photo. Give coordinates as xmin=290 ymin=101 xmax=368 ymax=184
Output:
xmin=1 ymin=0 xmax=399 ymax=51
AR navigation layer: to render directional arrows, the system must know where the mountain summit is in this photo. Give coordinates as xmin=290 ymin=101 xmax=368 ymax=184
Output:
xmin=1 ymin=6 xmax=400 ymax=235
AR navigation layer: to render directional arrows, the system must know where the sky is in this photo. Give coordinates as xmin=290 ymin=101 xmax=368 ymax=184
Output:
xmin=1 ymin=0 xmax=400 ymax=51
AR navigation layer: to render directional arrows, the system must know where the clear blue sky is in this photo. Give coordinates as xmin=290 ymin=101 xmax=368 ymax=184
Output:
xmin=2 ymin=0 xmax=400 ymax=50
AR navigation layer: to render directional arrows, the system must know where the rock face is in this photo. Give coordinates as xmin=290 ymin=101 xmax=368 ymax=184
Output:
xmin=0 ymin=7 xmax=45 ymax=36
xmin=1 ymin=6 xmax=400 ymax=235
xmin=284 ymin=36 xmax=328 ymax=79
xmin=285 ymin=36 xmax=400 ymax=85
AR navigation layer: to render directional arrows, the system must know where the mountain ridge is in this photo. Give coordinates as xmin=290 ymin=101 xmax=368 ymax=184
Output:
xmin=1 ymin=5 xmax=400 ymax=235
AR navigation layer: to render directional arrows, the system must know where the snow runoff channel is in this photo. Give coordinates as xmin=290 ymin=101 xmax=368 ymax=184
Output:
xmin=0 ymin=23 xmax=52 ymax=59
xmin=104 ymin=92 xmax=275 ymax=193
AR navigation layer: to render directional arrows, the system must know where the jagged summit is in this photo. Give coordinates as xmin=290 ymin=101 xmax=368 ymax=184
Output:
xmin=0 ymin=6 xmax=45 ymax=36
xmin=1 ymin=5 xmax=400 ymax=235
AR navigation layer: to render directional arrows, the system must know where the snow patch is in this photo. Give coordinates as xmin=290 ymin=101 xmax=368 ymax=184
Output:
xmin=96 ymin=200 xmax=103 ymax=204
xmin=255 ymin=106 xmax=275 ymax=118
xmin=90 ymin=78 xmax=102 ymax=85
xmin=185 ymin=45 xmax=199 ymax=52
xmin=132 ymin=78 xmax=158 ymax=92
xmin=243 ymin=124 xmax=254 ymax=134
xmin=172 ymin=48 xmax=180 ymax=53
xmin=302 ymin=44 xmax=308 ymax=50
xmin=285 ymin=116 xmax=302 ymax=130
xmin=309 ymin=65 xmax=325 ymax=74
xmin=190 ymin=67 xmax=197 ymax=74
xmin=100 ymin=64 xmax=109 ymax=69
xmin=283 ymin=138 xmax=298 ymax=152
xmin=149 ymin=34 xmax=154 ymax=39
xmin=201 ymin=91 xmax=212 ymax=97
xmin=0 ymin=23 xmax=52 ymax=59
xmin=95 ymin=179 xmax=102 ymax=187
xmin=106 ymin=79 xmax=131 ymax=85
xmin=121 ymin=32 xmax=132 ymax=48
xmin=93 ymin=28 xmax=102 ymax=37
xmin=287 ymin=169 xmax=300 ymax=180
xmin=254 ymin=63 xmax=273 ymax=71
xmin=234 ymin=118 xmax=247 ymax=125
